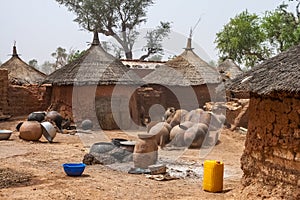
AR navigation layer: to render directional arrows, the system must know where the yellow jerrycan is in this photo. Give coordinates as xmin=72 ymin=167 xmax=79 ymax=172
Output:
xmin=202 ymin=160 xmax=224 ymax=192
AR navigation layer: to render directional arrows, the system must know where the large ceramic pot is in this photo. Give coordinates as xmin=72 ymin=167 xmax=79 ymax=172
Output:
xmin=19 ymin=121 xmax=42 ymax=141
xmin=133 ymin=133 xmax=158 ymax=169
xmin=27 ymin=111 xmax=46 ymax=122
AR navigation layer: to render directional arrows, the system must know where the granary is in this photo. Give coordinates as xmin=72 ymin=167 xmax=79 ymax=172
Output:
xmin=140 ymin=35 xmax=221 ymax=120
xmin=229 ymin=44 xmax=300 ymax=197
xmin=44 ymin=32 xmax=142 ymax=130
xmin=0 ymin=44 xmax=50 ymax=117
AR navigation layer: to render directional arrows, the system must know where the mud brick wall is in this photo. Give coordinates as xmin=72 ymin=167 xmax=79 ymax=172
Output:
xmin=241 ymin=93 xmax=300 ymax=188
xmin=0 ymin=69 xmax=9 ymax=115
xmin=7 ymin=84 xmax=51 ymax=116
xmin=50 ymin=85 xmax=140 ymax=130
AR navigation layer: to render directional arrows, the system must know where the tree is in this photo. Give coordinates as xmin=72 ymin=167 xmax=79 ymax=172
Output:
xmin=215 ymin=2 xmax=300 ymax=68
xmin=148 ymin=54 xmax=163 ymax=61
xmin=51 ymin=47 xmax=68 ymax=70
xmin=139 ymin=21 xmax=171 ymax=60
xmin=55 ymin=0 xmax=155 ymax=59
xmin=208 ymin=60 xmax=217 ymax=67
xmin=215 ymin=10 xmax=269 ymax=68
xmin=262 ymin=3 xmax=300 ymax=54
xmin=28 ymin=59 xmax=38 ymax=68
xmin=40 ymin=61 xmax=55 ymax=75
xmin=67 ymin=49 xmax=86 ymax=63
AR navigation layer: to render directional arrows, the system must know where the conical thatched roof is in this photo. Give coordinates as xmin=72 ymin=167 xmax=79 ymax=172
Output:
xmin=45 ymin=32 xmax=142 ymax=86
xmin=0 ymin=45 xmax=46 ymax=85
xmin=227 ymin=44 xmax=300 ymax=95
xmin=143 ymin=37 xmax=221 ymax=86
xmin=218 ymin=59 xmax=243 ymax=81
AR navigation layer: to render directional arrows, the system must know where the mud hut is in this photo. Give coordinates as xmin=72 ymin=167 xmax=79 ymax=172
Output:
xmin=0 ymin=44 xmax=50 ymax=117
xmin=231 ymin=44 xmax=300 ymax=197
xmin=140 ymin=36 xmax=221 ymax=120
xmin=44 ymin=32 xmax=142 ymax=130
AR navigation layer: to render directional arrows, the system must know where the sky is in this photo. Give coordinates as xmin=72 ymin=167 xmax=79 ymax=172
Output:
xmin=0 ymin=0 xmax=293 ymax=65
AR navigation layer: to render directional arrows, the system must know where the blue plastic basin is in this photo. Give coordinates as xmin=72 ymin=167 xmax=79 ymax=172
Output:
xmin=62 ymin=163 xmax=86 ymax=176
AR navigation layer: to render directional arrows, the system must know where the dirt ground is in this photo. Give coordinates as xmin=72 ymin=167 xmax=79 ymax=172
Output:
xmin=0 ymin=117 xmax=248 ymax=200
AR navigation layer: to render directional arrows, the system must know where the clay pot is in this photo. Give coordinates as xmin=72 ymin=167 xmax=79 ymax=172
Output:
xmin=81 ymin=119 xmax=93 ymax=130
xmin=27 ymin=111 xmax=46 ymax=122
xmin=19 ymin=121 xmax=42 ymax=141
xmin=133 ymin=133 xmax=158 ymax=169
xmin=46 ymin=111 xmax=63 ymax=131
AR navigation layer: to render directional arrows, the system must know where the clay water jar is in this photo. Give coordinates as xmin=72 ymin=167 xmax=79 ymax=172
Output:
xmin=133 ymin=133 xmax=158 ymax=169
xmin=19 ymin=121 xmax=42 ymax=141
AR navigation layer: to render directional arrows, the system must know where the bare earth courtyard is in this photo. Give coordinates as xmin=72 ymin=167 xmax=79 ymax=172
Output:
xmin=0 ymin=117 xmax=254 ymax=200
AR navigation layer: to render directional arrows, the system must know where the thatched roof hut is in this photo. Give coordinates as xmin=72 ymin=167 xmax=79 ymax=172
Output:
xmin=45 ymin=33 xmax=141 ymax=86
xmin=143 ymin=37 xmax=221 ymax=86
xmin=227 ymin=44 xmax=300 ymax=95
xmin=217 ymin=59 xmax=243 ymax=81
xmin=238 ymin=44 xmax=300 ymax=198
xmin=44 ymin=32 xmax=142 ymax=130
xmin=136 ymin=37 xmax=222 ymax=114
xmin=0 ymin=44 xmax=46 ymax=85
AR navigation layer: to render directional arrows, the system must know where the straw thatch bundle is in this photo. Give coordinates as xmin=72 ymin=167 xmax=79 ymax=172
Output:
xmin=45 ymin=33 xmax=142 ymax=86
xmin=0 ymin=45 xmax=46 ymax=85
xmin=227 ymin=44 xmax=300 ymax=95
xmin=143 ymin=38 xmax=221 ymax=86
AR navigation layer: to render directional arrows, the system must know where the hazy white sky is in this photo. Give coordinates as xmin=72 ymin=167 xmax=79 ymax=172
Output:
xmin=0 ymin=0 xmax=292 ymax=65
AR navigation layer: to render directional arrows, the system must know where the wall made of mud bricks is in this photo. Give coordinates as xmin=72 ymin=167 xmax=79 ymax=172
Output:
xmin=0 ymin=69 xmax=9 ymax=115
xmin=50 ymin=85 xmax=140 ymax=130
xmin=241 ymin=93 xmax=300 ymax=187
xmin=7 ymin=84 xmax=51 ymax=116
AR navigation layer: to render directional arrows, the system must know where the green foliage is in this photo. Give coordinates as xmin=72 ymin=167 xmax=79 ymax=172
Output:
xmin=215 ymin=11 xmax=269 ymax=68
xmin=67 ymin=49 xmax=86 ymax=63
xmin=215 ymin=2 xmax=300 ymax=68
xmin=140 ymin=21 xmax=171 ymax=60
xmin=208 ymin=60 xmax=216 ymax=67
xmin=40 ymin=61 xmax=55 ymax=75
xmin=51 ymin=47 xmax=68 ymax=70
xmin=28 ymin=59 xmax=38 ymax=68
xmin=55 ymin=0 xmax=154 ymax=59
xmin=262 ymin=3 xmax=300 ymax=53
xmin=148 ymin=54 xmax=163 ymax=61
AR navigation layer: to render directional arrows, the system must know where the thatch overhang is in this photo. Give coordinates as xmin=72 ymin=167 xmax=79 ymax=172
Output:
xmin=0 ymin=45 xmax=46 ymax=85
xmin=45 ymin=32 xmax=143 ymax=86
xmin=227 ymin=44 xmax=300 ymax=95
xmin=143 ymin=37 xmax=221 ymax=86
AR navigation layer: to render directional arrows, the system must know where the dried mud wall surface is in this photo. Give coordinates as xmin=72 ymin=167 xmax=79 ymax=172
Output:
xmin=0 ymin=69 xmax=51 ymax=116
xmin=7 ymin=84 xmax=51 ymax=116
xmin=135 ymin=84 xmax=215 ymax=124
xmin=0 ymin=69 xmax=9 ymax=115
xmin=50 ymin=85 xmax=139 ymax=130
xmin=242 ymin=93 xmax=300 ymax=189
xmin=147 ymin=84 xmax=216 ymax=111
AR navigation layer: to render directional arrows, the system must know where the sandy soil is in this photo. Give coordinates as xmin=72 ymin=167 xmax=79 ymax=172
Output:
xmin=0 ymin=117 xmax=247 ymax=200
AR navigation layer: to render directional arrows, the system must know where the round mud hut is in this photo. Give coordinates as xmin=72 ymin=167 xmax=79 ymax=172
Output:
xmin=140 ymin=36 xmax=221 ymax=119
xmin=229 ymin=44 xmax=300 ymax=198
xmin=44 ymin=32 xmax=142 ymax=130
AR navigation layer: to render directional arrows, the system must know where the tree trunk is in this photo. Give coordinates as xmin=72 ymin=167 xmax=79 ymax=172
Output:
xmin=125 ymin=51 xmax=133 ymax=59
